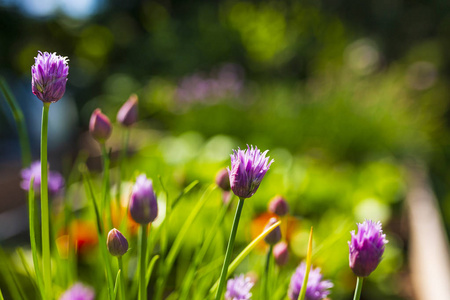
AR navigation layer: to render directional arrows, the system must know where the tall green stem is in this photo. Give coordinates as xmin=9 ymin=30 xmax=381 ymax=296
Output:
xmin=0 ymin=77 xmax=31 ymax=167
xmin=101 ymin=143 xmax=112 ymax=229
xmin=118 ymin=256 xmax=126 ymax=300
xmin=262 ymin=244 xmax=273 ymax=300
xmin=139 ymin=225 xmax=148 ymax=300
xmin=215 ymin=197 xmax=245 ymax=300
xmin=353 ymin=277 xmax=363 ymax=300
xmin=41 ymin=102 xmax=52 ymax=298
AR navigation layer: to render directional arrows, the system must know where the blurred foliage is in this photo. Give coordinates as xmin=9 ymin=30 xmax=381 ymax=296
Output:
xmin=1 ymin=0 xmax=450 ymax=299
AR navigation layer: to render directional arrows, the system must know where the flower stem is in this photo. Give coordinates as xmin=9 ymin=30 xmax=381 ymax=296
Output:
xmin=118 ymin=256 xmax=126 ymax=300
xmin=353 ymin=277 xmax=364 ymax=300
xmin=116 ymin=129 xmax=129 ymax=211
xmin=40 ymin=102 xmax=52 ymax=298
xmin=101 ymin=143 xmax=112 ymax=229
xmin=139 ymin=225 xmax=148 ymax=300
xmin=262 ymin=244 xmax=273 ymax=300
xmin=215 ymin=197 xmax=245 ymax=300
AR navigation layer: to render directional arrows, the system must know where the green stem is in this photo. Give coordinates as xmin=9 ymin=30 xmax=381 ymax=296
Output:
xmin=139 ymin=225 xmax=148 ymax=300
xmin=28 ymin=179 xmax=45 ymax=299
xmin=214 ymin=197 xmax=245 ymax=300
xmin=41 ymin=102 xmax=52 ymax=298
xmin=101 ymin=143 xmax=113 ymax=229
xmin=262 ymin=244 xmax=273 ymax=300
xmin=0 ymin=77 xmax=31 ymax=167
xmin=116 ymin=129 xmax=129 ymax=210
xmin=118 ymin=256 xmax=126 ymax=300
xmin=353 ymin=277 xmax=363 ymax=300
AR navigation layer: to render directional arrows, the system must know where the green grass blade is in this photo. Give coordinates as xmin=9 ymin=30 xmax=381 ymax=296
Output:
xmin=114 ymin=269 xmax=121 ymax=300
xmin=145 ymin=255 xmax=160 ymax=285
xmin=0 ymin=77 xmax=31 ymax=167
xmin=298 ymin=226 xmax=313 ymax=300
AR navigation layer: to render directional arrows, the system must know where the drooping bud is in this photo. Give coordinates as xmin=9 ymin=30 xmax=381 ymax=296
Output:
xmin=129 ymin=174 xmax=158 ymax=224
xmin=89 ymin=109 xmax=112 ymax=142
xmin=215 ymin=168 xmax=231 ymax=191
xmin=268 ymin=195 xmax=289 ymax=216
xmin=273 ymin=241 xmax=289 ymax=266
xmin=31 ymin=51 xmax=69 ymax=103
xmin=117 ymin=94 xmax=138 ymax=127
xmin=348 ymin=220 xmax=388 ymax=277
xmin=263 ymin=217 xmax=281 ymax=245
xmin=107 ymin=228 xmax=129 ymax=256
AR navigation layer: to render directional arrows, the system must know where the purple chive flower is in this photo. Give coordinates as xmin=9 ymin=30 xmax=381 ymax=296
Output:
xmin=348 ymin=220 xmax=388 ymax=277
xmin=31 ymin=51 xmax=69 ymax=103
xmin=264 ymin=217 xmax=281 ymax=245
xmin=273 ymin=241 xmax=289 ymax=266
xmin=129 ymin=174 xmax=158 ymax=224
xmin=228 ymin=145 xmax=274 ymax=199
xmin=20 ymin=161 xmax=64 ymax=195
xmin=216 ymin=168 xmax=231 ymax=191
xmin=288 ymin=262 xmax=333 ymax=300
xmin=225 ymin=274 xmax=254 ymax=300
xmin=107 ymin=228 xmax=129 ymax=256
xmin=89 ymin=108 xmax=112 ymax=142
xmin=117 ymin=94 xmax=138 ymax=127
xmin=59 ymin=282 xmax=95 ymax=300
xmin=268 ymin=195 xmax=289 ymax=216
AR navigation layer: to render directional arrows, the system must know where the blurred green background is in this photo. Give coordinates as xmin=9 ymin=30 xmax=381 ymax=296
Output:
xmin=1 ymin=0 xmax=450 ymax=299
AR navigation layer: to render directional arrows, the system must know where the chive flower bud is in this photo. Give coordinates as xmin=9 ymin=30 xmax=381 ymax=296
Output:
xmin=215 ymin=168 xmax=231 ymax=191
xmin=348 ymin=219 xmax=388 ymax=277
xmin=268 ymin=195 xmax=289 ymax=216
xmin=107 ymin=228 xmax=129 ymax=257
xmin=117 ymin=94 xmax=138 ymax=127
xmin=59 ymin=282 xmax=95 ymax=300
xmin=273 ymin=241 xmax=289 ymax=266
xmin=264 ymin=217 xmax=281 ymax=245
xmin=89 ymin=108 xmax=112 ymax=142
xmin=31 ymin=51 xmax=69 ymax=103
xmin=129 ymin=174 xmax=158 ymax=224
xmin=228 ymin=145 xmax=273 ymax=199
xmin=288 ymin=262 xmax=333 ymax=300
xmin=225 ymin=274 xmax=254 ymax=300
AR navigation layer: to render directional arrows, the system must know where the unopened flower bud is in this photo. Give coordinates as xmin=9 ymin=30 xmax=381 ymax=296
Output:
xmin=107 ymin=228 xmax=128 ymax=256
xmin=89 ymin=109 xmax=112 ymax=142
xmin=268 ymin=195 xmax=289 ymax=216
xmin=215 ymin=168 xmax=230 ymax=191
xmin=117 ymin=94 xmax=138 ymax=127
xmin=129 ymin=174 xmax=158 ymax=224
xmin=264 ymin=217 xmax=281 ymax=245
xmin=273 ymin=241 xmax=289 ymax=266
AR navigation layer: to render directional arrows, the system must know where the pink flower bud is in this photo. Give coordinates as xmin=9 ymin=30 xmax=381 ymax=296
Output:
xmin=117 ymin=94 xmax=138 ymax=127
xmin=273 ymin=242 xmax=289 ymax=266
xmin=89 ymin=109 xmax=112 ymax=142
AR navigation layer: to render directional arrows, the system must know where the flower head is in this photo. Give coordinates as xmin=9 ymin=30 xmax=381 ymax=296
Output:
xmin=228 ymin=145 xmax=273 ymax=199
xmin=288 ymin=262 xmax=333 ymax=300
xmin=20 ymin=161 xmax=64 ymax=195
xmin=117 ymin=94 xmax=138 ymax=127
xmin=129 ymin=174 xmax=158 ymax=224
xmin=89 ymin=108 xmax=112 ymax=142
xmin=59 ymin=282 xmax=94 ymax=300
xmin=348 ymin=220 xmax=388 ymax=277
xmin=31 ymin=51 xmax=69 ymax=103
xmin=225 ymin=274 xmax=254 ymax=300
xmin=264 ymin=217 xmax=281 ymax=245
xmin=107 ymin=228 xmax=129 ymax=256
xmin=273 ymin=241 xmax=289 ymax=266
xmin=268 ymin=195 xmax=289 ymax=216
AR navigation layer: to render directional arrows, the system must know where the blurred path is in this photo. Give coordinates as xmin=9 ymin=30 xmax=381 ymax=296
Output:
xmin=406 ymin=163 xmax=450 ymax=300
